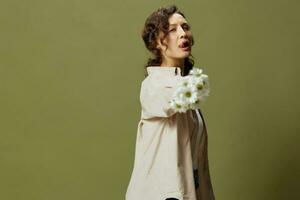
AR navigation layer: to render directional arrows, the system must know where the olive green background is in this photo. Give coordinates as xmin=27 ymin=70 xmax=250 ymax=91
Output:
xmin=0 ymin=0 xmax=299 ymax=199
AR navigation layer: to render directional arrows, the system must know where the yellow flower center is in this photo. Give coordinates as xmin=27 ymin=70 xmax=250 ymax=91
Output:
xmin=185 ymin=91 xmax=191 ymax=98
xmin=197 ymin=84 xmax=203 ymax=90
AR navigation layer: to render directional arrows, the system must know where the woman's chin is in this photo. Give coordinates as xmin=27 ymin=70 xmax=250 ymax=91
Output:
xmin=173 ymin=50 xmax=192 ymax=59
xmin=183 ymin=51 xmax=191 ymax=57
xmin=180 ymin=48 xmax=191 ymax=56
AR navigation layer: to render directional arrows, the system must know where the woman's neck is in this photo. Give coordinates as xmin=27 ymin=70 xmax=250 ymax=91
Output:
xmin=160 ymin=59 xmax=184 ymax=68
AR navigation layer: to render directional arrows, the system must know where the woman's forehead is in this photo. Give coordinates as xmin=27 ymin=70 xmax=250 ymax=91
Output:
xmin=169 ymin=13 xmax=188 ymax=25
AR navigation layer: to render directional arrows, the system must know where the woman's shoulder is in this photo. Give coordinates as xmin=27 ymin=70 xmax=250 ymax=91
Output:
xmin=141 ymin=74 xmax=181 ymax=89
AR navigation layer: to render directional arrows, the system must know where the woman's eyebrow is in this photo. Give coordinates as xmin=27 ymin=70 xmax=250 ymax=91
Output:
xmin=169 ymin=22 xmax=189 ymax=26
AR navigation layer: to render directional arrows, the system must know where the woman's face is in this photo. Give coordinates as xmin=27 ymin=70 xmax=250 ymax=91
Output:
xmin=156 ymin=13 xmax=193 ymax=64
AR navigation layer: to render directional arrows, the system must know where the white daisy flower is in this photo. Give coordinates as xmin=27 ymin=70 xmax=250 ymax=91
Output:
xmin=190 ymin=76 xmax=205 ymax=92
xmin=178 ymin=85 xmax=198 ymax=104
xmin=189 ymin=99 xmax=201 ymax=110
xmin=169 ymin=67 xmax=211 ymax=113
xmin=199 ymin=74 xmax=210 ymax=96
xmin=169 ymin=98 xmax=189 ymax=113
xmin=177 ymin=76 xmax=190 ymax=88
xmin=189 ymin=67 xmax=203 ymax=77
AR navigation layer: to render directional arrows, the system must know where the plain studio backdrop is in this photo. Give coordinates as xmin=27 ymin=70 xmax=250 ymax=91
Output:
xmin=0 ymin=0 xmax=299 ymax=200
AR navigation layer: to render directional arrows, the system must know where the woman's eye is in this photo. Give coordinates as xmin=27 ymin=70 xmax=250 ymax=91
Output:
xmin=170 ymin=28 xmax=176 ymax=32
xmin=183 ymin=25 xmax=190 ymax=30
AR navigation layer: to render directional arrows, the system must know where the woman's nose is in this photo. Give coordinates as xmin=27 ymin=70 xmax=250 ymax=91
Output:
xmin=178 ymin=26 xmax=187 ymax=38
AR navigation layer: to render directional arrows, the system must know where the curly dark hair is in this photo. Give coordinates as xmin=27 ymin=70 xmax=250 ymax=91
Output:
xmin=141 ymin=5 xmax=195 ymax=77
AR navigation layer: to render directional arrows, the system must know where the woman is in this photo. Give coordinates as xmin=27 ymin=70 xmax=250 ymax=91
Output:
xmin=126 ymin=5 xmax=215 ymax=200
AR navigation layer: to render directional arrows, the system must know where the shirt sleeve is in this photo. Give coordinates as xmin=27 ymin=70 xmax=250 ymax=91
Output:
xmin=140 ymin=80 xmax=177 ymax=119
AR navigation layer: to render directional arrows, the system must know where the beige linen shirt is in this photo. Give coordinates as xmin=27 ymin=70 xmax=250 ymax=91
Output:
xmin=126 ymin=66 xmax=215 ymax=200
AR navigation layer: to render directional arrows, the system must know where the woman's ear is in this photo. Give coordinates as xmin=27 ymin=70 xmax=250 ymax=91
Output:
xmin=156 ymin=38 xmax=162 ymax=49
xmin=156 ymin=38 xmax=167 ymax=51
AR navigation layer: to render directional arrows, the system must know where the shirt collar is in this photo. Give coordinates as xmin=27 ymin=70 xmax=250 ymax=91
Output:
xmin=146 ymin=66 xmax=182 ymax=76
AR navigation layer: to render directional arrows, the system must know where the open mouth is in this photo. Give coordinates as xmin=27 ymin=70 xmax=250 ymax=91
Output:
xmin=179 ymin=40 xmax=191 ymax=51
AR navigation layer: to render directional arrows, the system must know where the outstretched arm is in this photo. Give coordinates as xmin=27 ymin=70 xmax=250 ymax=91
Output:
xmin=140 ymin=81 xmax=178 ymax=119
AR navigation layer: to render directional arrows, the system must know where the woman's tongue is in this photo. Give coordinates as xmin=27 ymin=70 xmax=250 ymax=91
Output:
xmin=179 ymin=43 xmax=185 ymax=48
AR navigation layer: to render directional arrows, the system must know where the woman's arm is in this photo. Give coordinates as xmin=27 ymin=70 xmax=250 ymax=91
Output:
xmin=140 ymin=81 xmax=177 ymax=119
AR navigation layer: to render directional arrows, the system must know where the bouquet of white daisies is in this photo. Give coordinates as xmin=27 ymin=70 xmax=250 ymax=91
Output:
xmin=169 ymin=67 xmax=210 ymax=113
